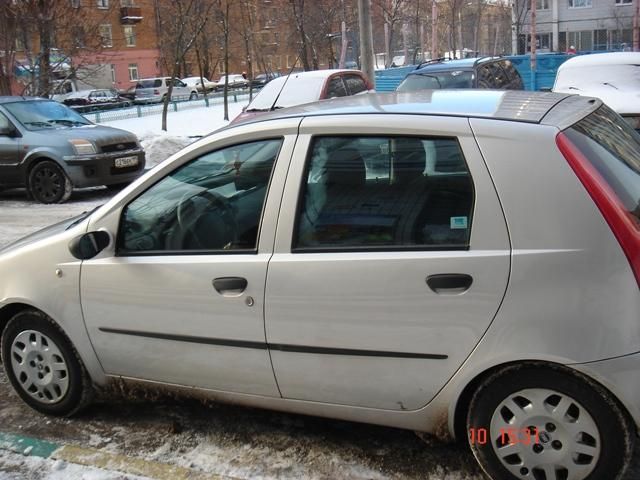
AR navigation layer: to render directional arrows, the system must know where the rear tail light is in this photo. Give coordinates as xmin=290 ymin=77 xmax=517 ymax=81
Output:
xmin=557 ymin=132 xmax=640 ymax=288
xmin=153 ymin=89 xmax=159 ymax=95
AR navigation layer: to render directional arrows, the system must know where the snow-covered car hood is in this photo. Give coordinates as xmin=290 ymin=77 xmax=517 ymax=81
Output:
xmin=553 ymin=60 xmax=640 ymax=115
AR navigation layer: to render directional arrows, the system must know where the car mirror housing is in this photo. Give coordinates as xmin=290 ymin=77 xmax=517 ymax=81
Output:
xmin=0 ymin=125 xmax=20 ymax=138
xmin=68 ymin=231 xmax=111 ymax=260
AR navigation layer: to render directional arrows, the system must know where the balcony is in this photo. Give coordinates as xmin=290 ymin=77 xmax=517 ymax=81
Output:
xmin=120 ymin=7 xmax=143 ymax=24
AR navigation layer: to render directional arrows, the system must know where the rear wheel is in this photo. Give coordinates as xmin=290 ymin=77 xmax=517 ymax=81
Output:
xmin=28 ymin=160 xmax=72 ymax=204
xmin=1 ymin=310 xmax=92 ymax=416
xmin=467 ymin=365 xmax=634 ymax=480
xmin=189 ymin=91 xmax=197 ymax=101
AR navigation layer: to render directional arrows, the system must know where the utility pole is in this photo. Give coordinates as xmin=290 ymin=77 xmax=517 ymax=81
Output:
xmin=358 ymin=0 xmax=375 ymax=86
xmin=634 ymin=0 xmax=639 ymax=51
xmin=431 ymin=0 xmax=438 ymax=59
xmin=530 ymin=0 xmax=536 ymax=90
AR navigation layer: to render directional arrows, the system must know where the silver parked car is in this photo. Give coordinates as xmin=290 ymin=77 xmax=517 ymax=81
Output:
xmin=0 ymin=90 xmax=638 ymax=480
xmin=0 ymin=97 xmax=145 ymax=203
xmin=133 ymin=77 xmax=198 ymax=104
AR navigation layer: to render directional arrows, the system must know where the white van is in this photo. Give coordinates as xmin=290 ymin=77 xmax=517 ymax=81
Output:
xmin=553 ymin=52 xmax=640 ymax=130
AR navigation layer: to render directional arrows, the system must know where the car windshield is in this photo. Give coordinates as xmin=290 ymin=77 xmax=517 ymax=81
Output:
xmin=397 ymin=70 xmax=474 ymax=91
xmin=245 ymin=75 xmax=326 ymax=111
xmin=4 ymin=100 xmax=91 ymax=131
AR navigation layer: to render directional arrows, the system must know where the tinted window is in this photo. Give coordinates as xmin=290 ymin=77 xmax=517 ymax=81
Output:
xmin=500 ymin=60 xmax=524 ymax=89
xmin=136 ymin=79 xmax=162 ymax=89
xmin=565 ymin=106 xmax=640 ymax=224
xmin=295 ymin=136 xmax=474 ymax=250
xmin=477 ymin=63 xmax=509 ymax=89
xmin=325 ymin=77 xmax=348 ymax=98
xmin=343 ymin=74 xmax=367 ymax=94
xmin=397 ymin=71 xmax=474 ymax=91
xmin=120 ymin=139 xmax=282 ymax=253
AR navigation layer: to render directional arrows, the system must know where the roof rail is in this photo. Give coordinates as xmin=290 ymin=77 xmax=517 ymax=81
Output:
xmin=414 ymin=57 xmax=452 ymax=70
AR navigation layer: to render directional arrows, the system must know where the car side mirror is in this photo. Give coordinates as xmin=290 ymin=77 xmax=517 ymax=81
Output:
xmin=69 ymin=231 xmax=111 ymax=260
xmin=0 ymin=125 xmax=20 ymax=138
xmin=242 ymin=106 xmax=247 ymax=113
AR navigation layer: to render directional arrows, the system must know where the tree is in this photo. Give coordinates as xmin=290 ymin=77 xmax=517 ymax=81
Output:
xmin=0 ymin=1 xmax=18 ymax=95
xmin=156 ymin=0 xmax=214 ymax=130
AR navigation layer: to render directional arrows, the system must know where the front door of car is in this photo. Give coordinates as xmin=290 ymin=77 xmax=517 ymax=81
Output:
xmin=265 ymin=116 xmax=511 ymax=410
xmin=80 ymin=136 xmax=295 ymax=396
xmin=0 ymin=111 xmax=21 ymax=182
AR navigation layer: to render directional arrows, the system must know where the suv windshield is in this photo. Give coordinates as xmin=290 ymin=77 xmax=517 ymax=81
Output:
xmin=564 ymin=105 xmax=640 ymax=224
xmin=4 ymin=100 xmax=90 ymax=131
xmin=397 ymin=70 xmax=474 ymax=91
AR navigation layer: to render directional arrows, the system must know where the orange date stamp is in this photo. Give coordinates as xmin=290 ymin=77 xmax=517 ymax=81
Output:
xmin=469 ymin=427 xmax=540 ymax=445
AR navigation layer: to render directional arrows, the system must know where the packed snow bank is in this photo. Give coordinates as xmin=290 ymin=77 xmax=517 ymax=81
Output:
xmin=99 ymin=102 xmax=246 ymax=168
xmin=0 ymin=450 xmax=152 ymax=480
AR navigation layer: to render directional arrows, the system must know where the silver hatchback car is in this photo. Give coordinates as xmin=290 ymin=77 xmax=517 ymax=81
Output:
xmin=0 ymin=91 xmax=638 ymax=480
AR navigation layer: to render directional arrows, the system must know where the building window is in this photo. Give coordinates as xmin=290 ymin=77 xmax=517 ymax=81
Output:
xmin=568 ymin=30 xmax=593 ymax=50
xmin=121 ymin=0 xmax=135 ymax=5
xmin=110 ymin=64 xmax=116 ymax=82
xmin=529 ymin=0 xmax=549 ymax=9
xmin=124 ymin=25 xmax=136 ymax=46
xmin=568 ymin=0 xmax=591 ymax=7
xmin=615 ymin=0 xmax=632 ymax=4
xmin=99 ymin=24 xmax=112 ymax=47
xmin=97 ymin=0 xmax=108 ymax=8
xmin=128 ymin=63 xmax=138 ymax=81
xmin=15 ymin=36 xmax=25 ymax=51
xmin=71 ymin=0 xmax=80 ymax=7
xmin=73 ymin=26 xmax=85 ymax=47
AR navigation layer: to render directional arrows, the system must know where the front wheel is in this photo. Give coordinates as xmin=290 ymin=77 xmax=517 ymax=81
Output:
xmin=189 ymin=91 xmax=197 ymax=101
xmin=28 ymin=160 xmax=72 ymax=204
xmin=1 ymin=310 xmax=92 ymax=416
xmin=467 ymin=365 xmax=634 ymax=480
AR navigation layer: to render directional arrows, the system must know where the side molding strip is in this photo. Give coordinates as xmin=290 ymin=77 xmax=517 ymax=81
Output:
xmin=98 ymin=327 xmax=448 ymax=360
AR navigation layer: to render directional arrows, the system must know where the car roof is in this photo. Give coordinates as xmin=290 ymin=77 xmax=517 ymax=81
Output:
xmin=410 ymin=57 xmax=501 ymax=74
xmin=234 ymin=90 xmax=598 ymax=126
xmin=0 ymin=96 xmax=48 ymax=105
xmin=559 ymin=52 xmax=640 ymax=68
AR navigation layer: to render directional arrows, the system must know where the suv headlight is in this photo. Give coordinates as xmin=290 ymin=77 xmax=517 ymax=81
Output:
xmin=69 ymin=139 xmax=96 ymax=155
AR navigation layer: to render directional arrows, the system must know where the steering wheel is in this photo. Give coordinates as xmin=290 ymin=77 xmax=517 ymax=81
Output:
xmin=170 ymin=189 xmax=237 ymax=250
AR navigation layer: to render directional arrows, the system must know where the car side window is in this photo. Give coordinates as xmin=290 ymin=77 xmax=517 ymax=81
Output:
xmin=343 ymin=74 xmax=367 ymax=95
xmin=295 ymin=136 xmax=474 ymax=250
xmin=0 ymin=111 xmax=10 ymax=130
xmin=501 ymin=61 xmax=524 ymax=89
xmin=119 ymin=139 xmax=282 ymax=254
xmin=326 ymin=77 xmax=348 ymax=98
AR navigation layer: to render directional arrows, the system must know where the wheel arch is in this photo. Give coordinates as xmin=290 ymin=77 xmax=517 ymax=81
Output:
xmin=0 ymin=303 xmax=62 ymax=362
xmin=451 ymin=359 xmax=637 ymax=442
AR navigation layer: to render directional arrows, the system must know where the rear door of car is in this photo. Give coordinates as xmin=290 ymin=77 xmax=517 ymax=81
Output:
xmin=265 ymin=114 xmax=511 ymax=410
xmin=0 ymin=109 xmax=21 ymax=180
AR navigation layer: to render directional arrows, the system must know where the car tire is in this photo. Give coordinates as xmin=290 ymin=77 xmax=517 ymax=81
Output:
xmin=28 ymin=160 xmax=72 ymax=204
xmin=467 ymin=364 xmax=634 ymax=480
xmin=189 ymin=92 xmax=197 ymax=101
xmin=1 ymin=310 xmax=93 ymax=416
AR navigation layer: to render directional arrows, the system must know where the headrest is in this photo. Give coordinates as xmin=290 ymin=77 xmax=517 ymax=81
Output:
xmin=393 ymin=137 xmax=426 ymax=184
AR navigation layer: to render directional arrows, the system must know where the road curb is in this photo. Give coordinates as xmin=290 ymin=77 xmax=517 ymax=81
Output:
xmin=0 ymin=431 xmax=237 ymax=480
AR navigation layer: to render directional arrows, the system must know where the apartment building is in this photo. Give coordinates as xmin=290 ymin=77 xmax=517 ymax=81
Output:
xmin=514 ymin=0 xmax=637 ymax=53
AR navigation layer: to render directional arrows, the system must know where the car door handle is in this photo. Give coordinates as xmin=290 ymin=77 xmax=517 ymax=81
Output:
xmin=212 ymin=277 xmax=248 ymax=296
xmin=426 ymin=274 xmax=473 ymax=294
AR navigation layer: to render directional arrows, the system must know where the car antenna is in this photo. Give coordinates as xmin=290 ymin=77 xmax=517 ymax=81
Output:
xmin=270 ymin=54 xmax=301 ymax=111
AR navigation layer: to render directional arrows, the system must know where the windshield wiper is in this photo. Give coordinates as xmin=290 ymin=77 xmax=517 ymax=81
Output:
xmin=23 ymin=121 xmax=54 ymax=128
xmin=603 ymin=82 xmax=619 ymax=90
xmin=245 ymin=108 xmax=268 ymax=113
xmin=48 ymin=119 xmax=86 ymax=126
xmin=66 ymin=205 xmax=102 ymax=230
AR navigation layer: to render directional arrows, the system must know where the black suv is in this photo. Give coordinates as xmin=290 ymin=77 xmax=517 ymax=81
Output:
xmin=397 ymin=57 xmax=524 ymax=92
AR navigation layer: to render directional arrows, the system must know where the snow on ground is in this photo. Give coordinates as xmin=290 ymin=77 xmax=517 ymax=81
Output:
xmin=103 ymin=102 xmax=246 ymax=168
xmin=0 ymin=450 xmax=152 ymax=480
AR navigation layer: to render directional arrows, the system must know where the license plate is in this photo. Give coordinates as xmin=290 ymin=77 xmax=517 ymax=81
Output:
xmin=114 ymin=156 xmax=138 ymax=168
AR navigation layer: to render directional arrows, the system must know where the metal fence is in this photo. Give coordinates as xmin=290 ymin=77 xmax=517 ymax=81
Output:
xmin=82 ymin=91 xmax=251 ymax=123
